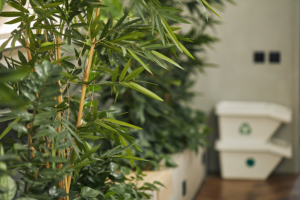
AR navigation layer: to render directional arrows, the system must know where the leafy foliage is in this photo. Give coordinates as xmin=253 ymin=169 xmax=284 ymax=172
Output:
xmin=99 ymin=0 xmax=229 ymax=169
xmin=0 ymin=0 xmax=220 ymax=199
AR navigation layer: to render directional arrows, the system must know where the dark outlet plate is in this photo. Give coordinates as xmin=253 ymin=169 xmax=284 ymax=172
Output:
xmin=269 ymin=52 xmax=280 ymax=63
xmin=182 ymin=180 xmax=186 ymax=196
xmin=254 ymin=52 xmax=265 ymax=63
xmin=202 ymin=152 xmax=206 ymax=165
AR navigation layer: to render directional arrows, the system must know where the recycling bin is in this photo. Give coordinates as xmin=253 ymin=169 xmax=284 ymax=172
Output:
xmin=215 ymin=138 xmax=292 ymax=180
xmin=215 ymin=101 xmax=292 ymax=142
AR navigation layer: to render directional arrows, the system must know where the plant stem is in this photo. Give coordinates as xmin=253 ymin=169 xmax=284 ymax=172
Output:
xmin=76 ymin=8 xmax=101 ymax=128
xmin=56 ymin=35 xmax=69 ymax=200
xmin=67 ymin=3 xmax=102 ymax=192
xmin=52 ymin=136 xmax=56 ymax=169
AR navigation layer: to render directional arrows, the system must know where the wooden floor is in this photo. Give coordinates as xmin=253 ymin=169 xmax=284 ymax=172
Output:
xmin=195 ymin=174 xmax=300 ymax=200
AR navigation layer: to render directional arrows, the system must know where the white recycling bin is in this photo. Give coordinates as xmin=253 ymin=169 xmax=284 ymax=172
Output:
xmin=215 ymin=101 xmax=292 ymax=142
xmin=215 ymin=138 xmax=292 ymax=180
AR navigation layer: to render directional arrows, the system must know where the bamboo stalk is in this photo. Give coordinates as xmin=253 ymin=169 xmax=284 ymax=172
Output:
xmin=55 ymin=36 xmax=69 ymax=200
xmin=76 ymin=7 xmax=101 ymax=128
xmin=43 ymin=136 xmax=50 ymax=169
xmin=25 ymin=41 xmax=32 ymax=61
xmin=67 ymin=4 xmax=102 ymax=192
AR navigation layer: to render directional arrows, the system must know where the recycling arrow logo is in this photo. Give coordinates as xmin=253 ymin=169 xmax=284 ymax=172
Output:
xmin=239 ymin=122 xmax=252 ymax=135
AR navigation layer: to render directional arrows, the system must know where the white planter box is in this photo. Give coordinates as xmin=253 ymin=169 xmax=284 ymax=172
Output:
xmin=161 ymin=147 xmax=206 ymax=200
xmin=216 ymin=101 xmax=292 ymax=142
xmin=128 ymin=170 xmax=173 ymax=200
xmin=215 ymin=139 xmax=292 ymax=180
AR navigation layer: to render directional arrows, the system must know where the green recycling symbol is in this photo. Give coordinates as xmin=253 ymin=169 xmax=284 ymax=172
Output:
xmin=239 ymin=122 xmax=252 ymax=135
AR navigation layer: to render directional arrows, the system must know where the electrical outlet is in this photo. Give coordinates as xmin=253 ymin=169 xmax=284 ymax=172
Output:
xmin=254 ymin=52 xmax=265 ymax=63
xmin=202 ymin=152 xmax=206 ymax=165
xmin=269 ymin=52 xmax=280 ymax=63
xmin=182 ymin=180 xmax=186 ymax=196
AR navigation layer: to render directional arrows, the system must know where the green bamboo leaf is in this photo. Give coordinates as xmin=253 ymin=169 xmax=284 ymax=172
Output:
xmin=92 ymin=100 xmax=98 ymax=120
xmin=0 ymin=0 xmax=4 ymax=13
xmin=0 ymin=118 xmax=20 ymax=140
xmin=42 ymin=2 xmax=63 ymax=8
xmin=161 ymin=18 xmax=182 ymax=52
xmin=155 ymin=15 xmax=165 ymax=46
xmin=151 ymin=12 xmax=155 ymax=35
xmin=124 ymin=67 xmax=144 ymax=82
xmin=196 ymin=0 xmax=208 ymax=20
xmin=74 ymin=144 xmax=101 ymax=164
xmin=64 ymin=122 xmax=84 ymax=144
xmin=61 ymin=71 xmax=78 ymax=81
xmin=119 ymin=58 xmax=131 ymax=81
xmin=100 ymin=18 xmax=111 ymax=39
xmin=96 ymin=122 xmax=118 ymax=133
xmin=0 ymin=36 xmax=13 ymax=53
xmin=178 ymin=42 xmax=195 ymax=60
xmin=127 ymin=49 xmax=152 ymax=74
xmin=80 ymin=135 xmax=105 ymax=140
xmin=91 ymin=21 xmax=103 ymax=39
xmin=7 ymin=1 xmax=29 ymax=12
xmin=151 ymin=51 xmax=183 ymax=69
xmin=52 ymin=56 xmax=73 ymax=64
xmin=174 ymin=33 xmax=193 ymax=42
xmin=112 ymin=12 xmax=129 ymax=30
xmin=0 ymin=67 xmax=30 ymax=82
xmin=201 ymin=0 xmax=223 ymax=20
xmin=0 ymin=117 xmax=16 ymax=123
xmin=71 ymin=28 xmax=86 ymax=41
xmin=72 ymin=161 xmax=97 ymax=169
xmin=4 ymin=17 xmax=22 ymax=24
xmin=113 ymin=155 xmax=147 ymax=161
xmin=18 ymin=51 xmax=27 ymax=64
xmin=32 ymin=25 xmax=60 ymax=29
xmin=0 ymin=12 xmax=22 ymax=17
xmin=68 ymin=133 xmax=80 ymax=158
xmin=110 ymin=32 xmax=142 ymax=43
xmin=119 ymin=136 xmax=134 ymax=166
xmin=120 ymin=46 xmax=127 ymax=57
xmin=84 ymin=1 xmax=107 ymax=7
xmin=91 ymin=81 xmax=119 ymax=87
xmin=159 ymin=12 xmax=191 ymax=24
xmin=111 ymin=66 xmax=119 ymax=82
xmin=72 ymin=23 xmax=89 ymax=28
xmin=82 ymin=141 xmax=93 ymax=161
xmin=101 ymin=145 xmax=121 ymax=157
xmin=156 ymin=6 xmax=182 ymax=13
xmin=40 ymin=42 xmax=54 ymax=47
xmin=90 ymin=13 xmax=101 ymax=31
xmin=105 ymin=118 xmax=142 ymax=130
xmin=143 ymin=44 xmax=174 ymax=50
xmin=143 ymin=50 xmax=167 ymax=70
xmin=121 ymin=82 xmax=163 ymax=101
xmin=25 ymin=23 xmax=30 ymax=41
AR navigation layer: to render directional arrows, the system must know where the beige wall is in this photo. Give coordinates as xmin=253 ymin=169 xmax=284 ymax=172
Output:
xmin=192 ymin=0 xmax=300 ymax=173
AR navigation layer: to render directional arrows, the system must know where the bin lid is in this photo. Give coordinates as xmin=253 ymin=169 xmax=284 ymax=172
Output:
xmin=215 ymin=138 xmax=292 ymax=158
xmin=215 ymin=101 xmax=292 ymax=123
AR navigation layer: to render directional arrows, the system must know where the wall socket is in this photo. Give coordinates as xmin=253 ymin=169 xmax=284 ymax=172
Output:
xmin=182 ymin=180 xmax=186 ymax=196
xmin=269 ymin=52 xmax=280 ymax=63
xmin=202 ymin=152 xmax=206 ymax=165
xmin=254 ymin=52 xmax=265 ymax=63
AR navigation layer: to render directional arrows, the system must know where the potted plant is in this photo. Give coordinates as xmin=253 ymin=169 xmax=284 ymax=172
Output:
xmin=0 ymin=0 xmax=219 ymax=199
xmin=98 ymin=0 xmax=228 ymax=199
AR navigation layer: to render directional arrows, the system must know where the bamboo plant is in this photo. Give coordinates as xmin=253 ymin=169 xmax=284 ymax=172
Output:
xmin=99 ymin=0 xmax=229 ymax=169
xmin=0 ymin=0 xmax=220 ymax=199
